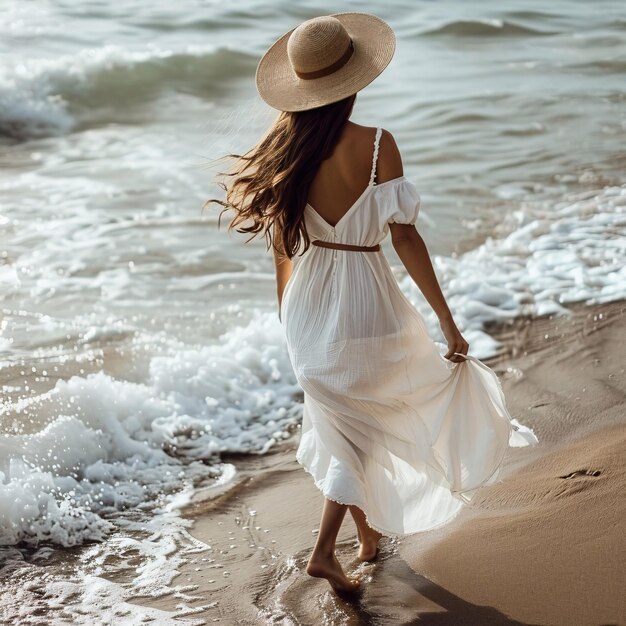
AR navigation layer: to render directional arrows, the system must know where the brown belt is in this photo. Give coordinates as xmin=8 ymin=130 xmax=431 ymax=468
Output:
xmin=312 ymin=240 xmax=380 ymax=252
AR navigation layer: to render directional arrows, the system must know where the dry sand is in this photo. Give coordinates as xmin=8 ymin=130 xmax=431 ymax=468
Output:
xmin=137 ymin=300 xmax=626 ymax=625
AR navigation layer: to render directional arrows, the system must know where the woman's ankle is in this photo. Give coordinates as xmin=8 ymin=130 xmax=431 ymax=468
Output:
xmin=358 ymin=527 xmax=382 ymax=542
xmin=310 ymin=545 xmax=335 ymax=560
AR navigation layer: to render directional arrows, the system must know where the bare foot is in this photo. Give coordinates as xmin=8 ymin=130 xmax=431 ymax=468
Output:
xmin=306 ymin=552 xmax=361 ymax=593
xmin=357 ymin=529 xmax=383 ymax=562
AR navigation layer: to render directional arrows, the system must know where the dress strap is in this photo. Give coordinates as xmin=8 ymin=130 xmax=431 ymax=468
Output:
xmin=369 ymin=126 xmax=383 ymax=186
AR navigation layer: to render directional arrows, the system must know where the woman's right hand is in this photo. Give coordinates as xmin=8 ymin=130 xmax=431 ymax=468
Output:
xmin=439 ymin=316 xmax=470 ymax=363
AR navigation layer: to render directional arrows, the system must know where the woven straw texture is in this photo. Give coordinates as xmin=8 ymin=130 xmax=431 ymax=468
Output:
xmin=255 ymin=12 xmax=396 ymax=112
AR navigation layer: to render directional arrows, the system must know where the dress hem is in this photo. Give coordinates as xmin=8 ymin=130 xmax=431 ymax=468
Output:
xmin=291 ymin=333 xmax=538 ymax=540
xmin=295 ymin=450 xmax=473 ymax=539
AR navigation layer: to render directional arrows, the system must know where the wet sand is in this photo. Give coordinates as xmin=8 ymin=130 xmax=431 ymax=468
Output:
xmin=135 ymin=300 xmax=626 ymax=625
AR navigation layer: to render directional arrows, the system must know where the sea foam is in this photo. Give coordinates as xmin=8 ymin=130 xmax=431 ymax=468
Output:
xmin=402 ymin=184 xmax=626 ymax=356
xmin=0 ymin=312 xmax=300 ymax=547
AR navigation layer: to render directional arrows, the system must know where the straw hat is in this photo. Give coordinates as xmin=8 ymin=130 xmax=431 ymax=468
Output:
xmin=255 ymin=12 xmax=396 ymax=112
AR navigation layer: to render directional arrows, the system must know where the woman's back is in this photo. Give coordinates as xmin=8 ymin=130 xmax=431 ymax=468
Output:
xmin=306 ymin=122 xmax=402 ymax=227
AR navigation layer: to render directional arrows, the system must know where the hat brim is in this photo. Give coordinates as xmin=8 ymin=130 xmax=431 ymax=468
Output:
xmin=255 ymin=12 xmax=396 ymax=112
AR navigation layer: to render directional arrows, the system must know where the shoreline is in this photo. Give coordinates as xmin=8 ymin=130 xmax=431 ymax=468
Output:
xmin=130 ymin=299 xmax=625 ymax=625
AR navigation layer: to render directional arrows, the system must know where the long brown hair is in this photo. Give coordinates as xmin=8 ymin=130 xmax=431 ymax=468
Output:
xmin=204 ymin=94 xmax=356 ymax=259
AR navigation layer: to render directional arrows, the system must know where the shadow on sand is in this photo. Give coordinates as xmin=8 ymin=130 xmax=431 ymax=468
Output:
xmin=336 ymin=556 xmax=535 ymax=626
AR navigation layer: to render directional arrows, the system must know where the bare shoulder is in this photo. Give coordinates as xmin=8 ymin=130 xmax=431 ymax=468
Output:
xmin=339 ymin=122 xmax=403 ymax=183
xmin=376 ymin=128 xmax=404 ymax=183
xmin=341 ymin=121 xmax=378 ymax=144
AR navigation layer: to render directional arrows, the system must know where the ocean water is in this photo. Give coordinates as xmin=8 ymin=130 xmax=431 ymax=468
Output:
xmin=1 ymin=0 xmax=625 ymax=622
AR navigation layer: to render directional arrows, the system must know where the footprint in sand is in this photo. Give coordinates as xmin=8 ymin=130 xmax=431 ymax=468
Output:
xmin=559 ymin=469 xmax=602 ymax=480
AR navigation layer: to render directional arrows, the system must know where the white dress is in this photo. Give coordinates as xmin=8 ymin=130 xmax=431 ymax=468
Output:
xmin=281 ymin=127 xmax=538 ymax=537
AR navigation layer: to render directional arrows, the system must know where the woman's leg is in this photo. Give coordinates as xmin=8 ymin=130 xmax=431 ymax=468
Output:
xmin=349 ymin=505 xmax=383 ymax=561
xmin=306 ymin=498 xmax=361 ymax=592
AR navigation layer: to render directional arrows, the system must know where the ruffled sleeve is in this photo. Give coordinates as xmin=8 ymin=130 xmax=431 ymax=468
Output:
xmin=378 ymin=176 xmax=421 ymax=226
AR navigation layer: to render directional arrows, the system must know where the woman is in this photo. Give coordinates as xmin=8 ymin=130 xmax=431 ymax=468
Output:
xmin=207 ymin=12 xmax=538 ymax=594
